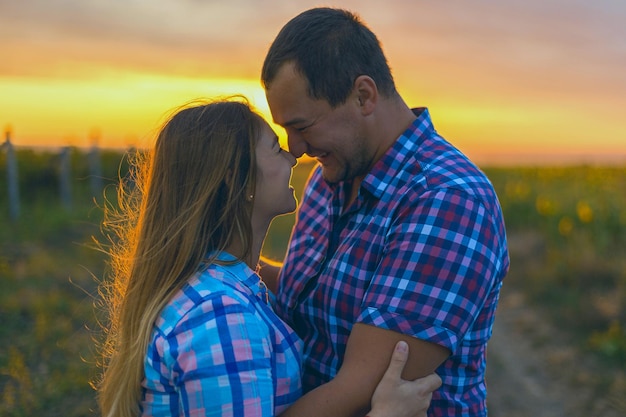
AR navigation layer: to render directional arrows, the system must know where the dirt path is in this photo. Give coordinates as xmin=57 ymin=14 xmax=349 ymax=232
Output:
xmin=486 ymin=286 xmax=626 ymax=416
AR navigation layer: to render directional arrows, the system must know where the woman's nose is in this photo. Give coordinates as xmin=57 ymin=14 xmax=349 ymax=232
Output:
xmin=287 ymin=151 xmax=297 ymax=166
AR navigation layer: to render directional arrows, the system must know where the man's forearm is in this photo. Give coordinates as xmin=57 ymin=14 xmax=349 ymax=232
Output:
xmin=279 ymin=377 xmax=371 ymax=417
xmin=258 ymin=256 xmax=282 ymax=293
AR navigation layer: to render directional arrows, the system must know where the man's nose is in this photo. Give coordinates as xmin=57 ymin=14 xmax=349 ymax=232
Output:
xmin=287 ymin=130 xmax=307 ymax=158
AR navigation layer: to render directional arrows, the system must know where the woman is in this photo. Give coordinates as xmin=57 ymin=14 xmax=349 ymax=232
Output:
xmin=97 ymin=98 xmax=440 ymax=417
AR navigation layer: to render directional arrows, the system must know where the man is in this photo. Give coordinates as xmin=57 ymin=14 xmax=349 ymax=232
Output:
xmin=260 ymin=7 xmax=509 ymax=416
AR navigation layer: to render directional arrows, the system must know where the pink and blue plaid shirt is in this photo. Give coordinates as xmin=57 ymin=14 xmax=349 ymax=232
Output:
xmin=141 ymin=252 xmax=303 ymax=416
xmin=276 ymin=108 xmax=509 ymax=416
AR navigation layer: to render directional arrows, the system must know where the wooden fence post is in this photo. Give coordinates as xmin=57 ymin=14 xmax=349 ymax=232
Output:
xmin=88 ymin=130 xmax=103 ymax=201
xmin=59 ymin=146 xmax=72 ymax=211
xmin=3 ymin=127 xmax=20 ymax=220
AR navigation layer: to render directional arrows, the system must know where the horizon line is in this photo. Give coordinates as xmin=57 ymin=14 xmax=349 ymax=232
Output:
xmin=5 ymin=143 xmax=626 ymax=168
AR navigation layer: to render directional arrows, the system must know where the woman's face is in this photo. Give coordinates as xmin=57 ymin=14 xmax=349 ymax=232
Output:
xmin=251 ymin=121 xmax=297 ymax=224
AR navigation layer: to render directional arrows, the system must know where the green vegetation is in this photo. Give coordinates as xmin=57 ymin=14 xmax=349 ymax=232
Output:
xmin=485 ymin=166 xmax=626 ymax=364
xmin=0 ymin=149 xmax=624 ymax=415
xmin=0 ymin=148 xmax=126 ymax=416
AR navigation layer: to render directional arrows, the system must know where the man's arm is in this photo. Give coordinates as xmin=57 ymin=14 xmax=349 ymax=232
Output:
xmin=280 ymin=324 xmax=450 ymax=417
xmin=258 ymin=256 xmax=282 ymax=294
xmin=369 ymin=341 xmax=442 ymax=417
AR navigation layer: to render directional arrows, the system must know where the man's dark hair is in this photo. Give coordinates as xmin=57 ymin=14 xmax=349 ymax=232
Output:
xmin=261 ymin=7 xmax=397 ymax=107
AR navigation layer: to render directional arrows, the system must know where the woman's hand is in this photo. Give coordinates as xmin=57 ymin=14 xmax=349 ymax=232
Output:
xmin=367 ymin=341 xmax=442 ymax=417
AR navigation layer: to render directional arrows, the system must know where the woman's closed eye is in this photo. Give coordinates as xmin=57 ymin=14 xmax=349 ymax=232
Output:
xmin=273 ymin=141 xmax=288 ymax=154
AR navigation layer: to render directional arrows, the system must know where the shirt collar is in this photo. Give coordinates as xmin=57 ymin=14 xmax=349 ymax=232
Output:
xmin=361 ymin=107 xmax=434 ymax=199
xmin=206 ymin=251 xmax=269 ymax=303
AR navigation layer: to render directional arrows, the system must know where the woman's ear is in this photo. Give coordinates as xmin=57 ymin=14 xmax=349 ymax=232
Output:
xmin=225 ymin=170 xmax=253 ymax=201
xmin=353 ymin=75 xmax=378 ymax=116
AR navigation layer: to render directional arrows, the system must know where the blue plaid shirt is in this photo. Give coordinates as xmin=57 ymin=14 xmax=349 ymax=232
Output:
xmin=276 ymin=108 xmax=509 ymax=416
xmin=142 ymin=252 xmax=303 ymax=416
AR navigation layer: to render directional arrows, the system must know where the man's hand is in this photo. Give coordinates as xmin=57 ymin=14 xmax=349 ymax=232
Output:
xmin=368 ymin=341 xmax=442 ymax=417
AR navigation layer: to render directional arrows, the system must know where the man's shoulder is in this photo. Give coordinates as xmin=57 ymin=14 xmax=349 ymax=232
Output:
xmin=417 ymin=137 xmax=495 ymax=198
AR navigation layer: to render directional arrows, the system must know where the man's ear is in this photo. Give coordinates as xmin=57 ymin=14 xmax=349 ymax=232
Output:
xmin=353 ymin=75 xmax=378 ymax=116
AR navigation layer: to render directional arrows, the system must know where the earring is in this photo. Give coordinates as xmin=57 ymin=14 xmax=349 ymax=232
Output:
xmin=247 ymin=194 xmax=254 ymax=201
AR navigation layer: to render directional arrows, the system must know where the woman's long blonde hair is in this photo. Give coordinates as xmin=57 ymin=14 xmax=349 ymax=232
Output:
xmin=96 ymin=98 xmax=264 ymax=417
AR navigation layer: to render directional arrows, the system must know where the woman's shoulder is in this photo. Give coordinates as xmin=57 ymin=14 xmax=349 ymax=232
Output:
xmin=155 ymin=263 xmax=258 ymax=335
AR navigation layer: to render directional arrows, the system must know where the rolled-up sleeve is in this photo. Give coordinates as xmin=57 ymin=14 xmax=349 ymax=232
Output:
xmin=358 ymin=188 xmax=502 ymax=353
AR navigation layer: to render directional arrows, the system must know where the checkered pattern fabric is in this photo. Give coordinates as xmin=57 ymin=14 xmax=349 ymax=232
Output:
xmin=276 ymin=108 xmax=509 ymax=416
xmin=141 ymin=252 xmax=303 ymax=416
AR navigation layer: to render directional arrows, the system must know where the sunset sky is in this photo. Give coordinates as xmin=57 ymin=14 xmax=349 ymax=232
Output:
xmin=1 ymin=0 xmax=625 ymax=164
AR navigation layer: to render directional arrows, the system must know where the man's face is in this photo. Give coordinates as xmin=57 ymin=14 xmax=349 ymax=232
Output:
xmin=265 ymin=62 xmax=373 ymax=184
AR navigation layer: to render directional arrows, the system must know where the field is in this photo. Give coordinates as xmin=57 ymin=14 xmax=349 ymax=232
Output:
xmin=1 ymin=148 xmax=625 ymax=416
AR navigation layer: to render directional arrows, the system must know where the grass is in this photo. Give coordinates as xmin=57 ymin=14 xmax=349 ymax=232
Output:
xmin=484 ymin=166 xmax=626 ymax=365
xmin=0 ymin=201 xmax=105 ymax=416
